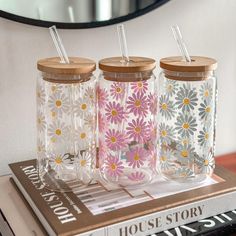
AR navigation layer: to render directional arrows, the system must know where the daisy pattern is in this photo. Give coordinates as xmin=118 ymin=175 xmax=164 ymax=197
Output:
xmin=126 ymin=147 xmax=147 ymax=168
xmin=105 ymin=129 xmax=127 ymax=150
xmin=97 ymin=87 xmax=108 ymax=108
xmin=200 ymin=153 xmax=215 ymax=174
xmin=130 ymin=81 xmax=148 ymax=94
xmin=175 ymin=142 xmax=195 ymax=164
xmin=75 ymin=151 xmax=92 ymax=169
xmin=84 ymin=113 xmax=96 ymax=130
xmin=128 ymin=171 xmax=145 ymax=181
xmin=50 ymin=84 xmax=63 ymax=94
xmin=36 ymin=86 xmax=46 ymax=106
xmin=110 ymin=82 xmax=125 ymax=100
xmin=198 ymin=100 xmax=212 ymax=120
xmin=75 ymin=127 xmax=90 ymax=150
xmin=159 ymin=123 xmax=176 ymax=146
xmin=49 ymin=154 xmax=71 ymax=171
xmin=85 ymin=87 xmax=95 ymax=104
xmin=105 ymin=101 xmax=126 ymax=124
xmin=48 ymin=121 xmax=69 ymax=143
xmin=147 ymin=93 xmax=158 ymax=115
xmin=148 ymin=150 xmax=157 ymax=169
xmin=199 ymin=82 xmax=213 ymax=102
xmin=98 ymin=112 xmax=107 ymax=133
xmin=104 ymin=155 xmax=124 ymax=177
xmin=74 ymin=97 xmax=90 ymax=118
xmin=126 ymin=118 xmax=149 ymax=142
xmin=165 ymin=79 xmax=178 ymax=97
xmin=147 ymin=120 xmax=157 ymax=142
xmin=98 ymin=140 xmax=107 ymax=161
xmin=159 ymin=95 xmax=175 ymax=120
xmin=159 ymin=149 xmax=173 ymax=170
xmin=176 ymin=167 xmax=194 ymax=178
xmin=175 ymin=84 xmax=198 ymax=112
xmin=48 ymin=92 xmax=70 ymax=117
xmin=37 ymin=111 xmax=46 ymax=132
xmin=198 ymin=127 xmax=210 ymax=146
xmin=175 ymin=114 xmax=197 ymax=137
xmin=127 ymin=93 xmax=148 ymax=117
xmin=37 ymin=139 xmax=45 ymax=155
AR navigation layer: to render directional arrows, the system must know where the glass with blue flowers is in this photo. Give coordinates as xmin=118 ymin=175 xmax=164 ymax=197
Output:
xmin=158 ymin=56 xmax=217 ymax=183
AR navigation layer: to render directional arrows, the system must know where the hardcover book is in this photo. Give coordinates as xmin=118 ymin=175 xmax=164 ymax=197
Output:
xmin=9 ymin=159 xmax=236 ymax=236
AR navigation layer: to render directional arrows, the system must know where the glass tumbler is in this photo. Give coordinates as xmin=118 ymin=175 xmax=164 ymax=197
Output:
xmin=37 ymin=57 xmax=97 ymax=191
xmin=98 ymin=57 xmax=158 ymax=187
xmin=158 ymin=56 xmax=217 ymax=183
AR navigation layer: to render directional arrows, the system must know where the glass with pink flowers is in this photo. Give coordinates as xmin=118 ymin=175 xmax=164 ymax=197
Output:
xmin=98 ymin=56 xmax=158 ymax=187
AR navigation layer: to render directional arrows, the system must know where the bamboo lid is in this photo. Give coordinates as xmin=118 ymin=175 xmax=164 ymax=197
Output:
xmin=99 ymin=56 xmax=156 ymax=73
xmin=160 ymin=56 xmax=217 ymax=72
xmin=37 ymin=57 xmax=96 ymax=75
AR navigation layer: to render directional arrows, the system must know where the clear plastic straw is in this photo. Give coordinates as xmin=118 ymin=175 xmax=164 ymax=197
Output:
xmin=49 ymin=25 xmax=70 ymax=64
xmin=117 ymin=24 xmax=129 ymax=63
xmin=171 ymin=25 xmax=191 ymax=62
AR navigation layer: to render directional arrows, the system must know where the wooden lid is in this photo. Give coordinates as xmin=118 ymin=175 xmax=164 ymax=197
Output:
xmin=160 ymin=56 xmax=217 ymax=72
xmin=99 ymin=56 xmax=156 ymax=73
xmin=37 ymin=57 xmax=96 ymax=75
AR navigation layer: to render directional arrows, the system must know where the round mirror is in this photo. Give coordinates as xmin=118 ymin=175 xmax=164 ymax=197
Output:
xmin=0 ymin=0 xmax=169 ymax=28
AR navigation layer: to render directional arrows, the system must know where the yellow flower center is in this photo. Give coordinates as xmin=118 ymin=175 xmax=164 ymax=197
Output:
xmin=205 ymin=106 xmax=211 ymax=113
xmin=51 ymin=85 xmax=56 ymax=92
xmin=205 ymin=133 xmax=209 ymax=140
xmin=80 ymin=159 xmax=87 ymax=167
xmin=167 ymin=84 xmax=173 ymax=91
xmin=55 ymin=157 xmax=62 ymax=164
xmin=183 ymin=98 xmax=190 ymax=105
xmin=55 ymin=129 xmax=62 ymax=136
xmin=37 ymin=118 xmax=41 ymax=124
xmin=111 ymin=136 xmax=117 ymax=143
xmin=134 ymin=153 xmax=140 ymax=161
xmin=204 ymin=90 xmax=209 ymax=97
xmin=180 ymin=172 xmax=187 ymax=177
xmin=116 ymin=87 xmax=122 ymax=93
xmin=80 ymin=133 xmax=86 ymax=139
xmin=137 ymin=82 xmax=143 ymax=88
xmin=204 ymin=159 xmax=209 ymax=166
xmin=183 ymin=123 xmax=190 ymax=129
xmin=51 ymin=137 xmax=56 ymax=143
xmin=161 ymin=103 xmax=168 ymax=110
xmin=135 ymin=100 xmax=141 ymax=107
xmin=182 ymin=139 xmax=188 ymax=145
xmin=134 ymin=127 xmax=141 ymax=133
xmin=37 ymin=92 xmax=41 ymax=98
xmin=111 ymin=163 xmax=117 ymax=170
xmin=81 ymin=103 xmax=87 ymax=110
xmin=51 ymin=111 xmax=56 ymax=117
xmin=161 ymin=130 xmax=167 ymax=137
xmin=55 ymin=100 xmax=62 ymax=107
xmin=181 ymin=150 xmax=188 ymax=158
xmin=111 ymin=109 xmax=118 ymax=116
xmin=161 ymin=155 xmax=167 ymax=161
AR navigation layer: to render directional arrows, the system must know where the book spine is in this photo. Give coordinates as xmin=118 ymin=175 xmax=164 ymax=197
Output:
xmin=99 ymin=191 xmax=236 ymax=236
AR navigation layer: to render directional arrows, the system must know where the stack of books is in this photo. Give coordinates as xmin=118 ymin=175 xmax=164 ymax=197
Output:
xmin=9 ymin=159 xmax=236 ymax=236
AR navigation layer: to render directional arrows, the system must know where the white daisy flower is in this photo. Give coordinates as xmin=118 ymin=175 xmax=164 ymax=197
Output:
xmin=159 ymin=95 xmax=176 ymax=120
xmin=74 ymin=97 xmax=90 ymax=118
xmin=75 ymin=151 xmax=92 ymax=169
xmin=199 ymin=82 xmax=213 ymax=102
xmin=198 ymin=99 xmax=212 ymax=121
xmin=195 ymin=152 xmax=215 ymax=175
xmin=37 ymin=111 xmax=46 ymax=132
xmin=165 ymin=79 xmax=178 ymax=97
xmin=75 ymin=127 xmax=90 ymax=150
xmin=176 ymin=166 xmax=194 ymax=178
xmin=48 ymin=92 xmax=70 ymax=117
xmin=84 ymin=113 xmax=96 ymax=131
xmin=50 ymin=83 xmax=63 ymax=94
xmin=159 ymin=149 xmax=173 ymax=171
xmin=48 ymin=121 xmax=69 ymax=144
xmin=84 ymin=87 xmax=96 ymax=104
xmin=37 ymin=139 xmax=45 ymax=156
xmin=36 ymin=85 xmax=46 ymax=107
xmin=175 ymin=142 xmax=196 ymax=165
xmin=49 ymin=154 xmax=72 ymax=172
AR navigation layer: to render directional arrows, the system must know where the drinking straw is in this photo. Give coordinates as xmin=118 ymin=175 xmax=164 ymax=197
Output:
xmin=117 ymin=24 xmax=129 ymax=63
xmin=171 ymin=25 xmax=191 ymax=62
xmin=49 ymin=25 xmax=70 ymax=64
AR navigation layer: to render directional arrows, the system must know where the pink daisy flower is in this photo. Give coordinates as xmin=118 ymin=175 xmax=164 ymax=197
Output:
xmin=148 ymin=150 xmax=157 ymax=169
xmin=105 ymin=155 xmax=124 ymax=177
xmin=98 ymin=112 xmax=107 ymax=132
xmin=105 ymin=101 xmax=126 ymax=124
xmin=131 ymin=81 xmax=148 ymax=94
xmin=147 ymin=93 xmax=158 ymax=115
xmin=126 ymin=118 xmax=149 ymax=142
xmin=147 ymin=120 xmax=157 ymax=142
xmin=105 ymin=129 xmax=127 ymax=150
xmin=126 ymin=147 xmax=147 ymax=168
xmin=110 ymin=82 xmax=125 ymax=100
xmin=128 ymin=171 xmax=146 ymax=181
xmin=127 ymin=93 xmax=148 ymax=117
xmin=97 ymin=87 xmax=108 ymax=108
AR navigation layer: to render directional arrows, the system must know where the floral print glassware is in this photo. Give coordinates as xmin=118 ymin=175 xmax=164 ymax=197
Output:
xmin=158 ymin=56 xmax=217 ymax=183
xmin=37 ymin=57 xmax=96 ymax=192
xmin=98 ymin=57 xmax=157 ymax=188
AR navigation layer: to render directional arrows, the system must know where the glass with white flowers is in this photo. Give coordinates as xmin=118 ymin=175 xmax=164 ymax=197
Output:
xmin=37 ymin=57 xmax=97 ymax=192
xmin=98 ymin=57 xmax=158 ymax=187
xmin=158 ymin=56 xmax=217 ymax=183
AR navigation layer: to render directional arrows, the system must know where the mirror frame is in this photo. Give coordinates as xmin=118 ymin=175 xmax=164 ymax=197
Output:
xmin=0 ymin=0 xmax=169 ymax=29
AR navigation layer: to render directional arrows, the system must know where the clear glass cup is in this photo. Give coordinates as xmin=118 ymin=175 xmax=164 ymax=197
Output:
xmin=37 ymin=57 xmax=97 ymax=192
xmin=98 ymin=57 xmax=158 ymax=188
xmin=158 ymin=56 xmax=217 ymax=183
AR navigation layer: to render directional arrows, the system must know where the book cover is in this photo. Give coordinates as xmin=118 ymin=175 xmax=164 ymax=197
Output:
xmin=9 ymin=159 xmax=236 ymax=236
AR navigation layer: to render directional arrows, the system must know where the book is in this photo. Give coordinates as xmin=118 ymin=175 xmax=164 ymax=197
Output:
xmin=9 ymin=159 xmax=236 ymax=236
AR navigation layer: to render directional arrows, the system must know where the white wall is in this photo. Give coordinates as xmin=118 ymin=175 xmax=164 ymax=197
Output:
xmin=0 ymin=0 xmax=236 ymax=175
